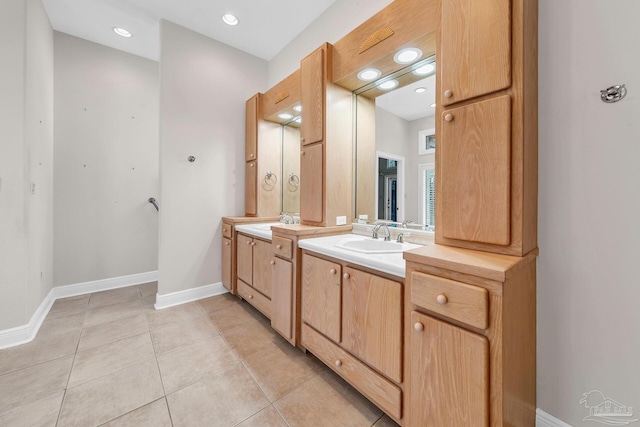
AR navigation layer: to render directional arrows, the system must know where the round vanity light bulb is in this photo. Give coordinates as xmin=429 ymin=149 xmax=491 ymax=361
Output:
xmin=377 ymin=79 xmax=399 ymax=90
xmin=278 ymin=113 xmax=293 ymax=120
xmin=415 ymin=87 xmax=426 ymax=94
xmin=357 ymin=68 xmax=381 ymax=82
xmin=414 ymin=63 xmax=435 ymax=76
xmin=222 ymin=13 xmax=239 ymax=26
xmin=293 ymin=104 xmax=302 ymax=112
xmin=113 ymin=27 xmax=132 ymax=38
xmin=394 ymin=47 xmax=422 ymax=64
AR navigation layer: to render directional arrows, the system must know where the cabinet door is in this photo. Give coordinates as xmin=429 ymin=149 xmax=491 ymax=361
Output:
xmin=300 ymin=143 xmax=324 ymax=223
xmin=341 ymin=267 xmax=402 ymax=383
xmin=245 ymin=94 xmax=259 ymax=161
xmin=300 ymin=47 xmax=325 ymax=145
xmin=237 ymin=235 xmax=253 ymax=285
xmin=245 ymin=160 xmax=257 ymax=216
xmin=440 ymin=0 xmax=511 ymax=106
xmin=301 ymin=254 xmax=341 ymax=343
xmin=222 ymin=237 xmax=232 ymax=291
xmin=440 ymin=95 xmax=511 ymax=245
xmin=271 ymin=258 xmax=293 ymax=340
xmin=410 ymin=312 xmax=489 ymax=426
xmin=252 ymin=239 xmax=273 ymax=298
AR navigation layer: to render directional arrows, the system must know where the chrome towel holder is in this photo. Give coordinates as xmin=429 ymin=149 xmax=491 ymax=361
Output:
xmin=264 ymin=171 xmax=277 ymax=187
xmin=601 ymin=84 xmax=627 ymax=103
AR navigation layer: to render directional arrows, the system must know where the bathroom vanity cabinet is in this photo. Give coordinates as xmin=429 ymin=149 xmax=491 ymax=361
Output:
xmin=300 ymin=251 xmax=404 ymax=422
xmin=299 ymin=44 xmax=353 ymax=227
xmin=404 ymin=245 xmax=537 ymax=426
xmin=436 ymin=0 xmax=538 ymax=257
xmin=236 ymin=233 xmax=272 ymax=317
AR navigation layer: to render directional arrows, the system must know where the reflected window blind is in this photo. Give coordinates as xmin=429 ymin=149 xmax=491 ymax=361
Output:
xmin=420 ymin=166 xmax=436 ymax=227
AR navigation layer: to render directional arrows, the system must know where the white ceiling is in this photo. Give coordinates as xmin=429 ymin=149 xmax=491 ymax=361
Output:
xmin=376 ymin=74 xmax=436 ymax=121
xmin=41 ymin=0 xmax=338 ymax=61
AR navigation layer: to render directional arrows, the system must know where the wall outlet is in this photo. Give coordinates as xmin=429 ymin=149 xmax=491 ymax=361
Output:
xmin=336 ymin=216 xmax=347 ymax=226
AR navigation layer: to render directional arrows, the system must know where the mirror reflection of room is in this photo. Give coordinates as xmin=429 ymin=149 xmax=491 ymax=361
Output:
xmin=355 ymin=58 xmax=436 ymax=231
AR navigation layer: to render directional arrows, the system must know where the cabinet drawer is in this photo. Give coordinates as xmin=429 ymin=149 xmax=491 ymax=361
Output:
xmin=302 ymin=324 xmax=402 ymax=420
xmin=411 ymin=272 xmax=488 ymax=330
xmin=222 ymin=224 xmax=232 ymax=239
xmin=273 ymin=236 xmax=293 ymax=259
xmin=237 ymin=279 xmax=271 ymax=319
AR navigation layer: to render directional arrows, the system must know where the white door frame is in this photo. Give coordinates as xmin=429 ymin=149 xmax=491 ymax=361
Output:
xmin=375 ymin=151 xmax=405 ymax=222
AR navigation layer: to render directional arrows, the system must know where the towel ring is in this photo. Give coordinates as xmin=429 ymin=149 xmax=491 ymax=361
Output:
xmin=264 ymin=171 xmax=277 ymax=187
xmin=288 ymin=173 xmax=300 ymax=189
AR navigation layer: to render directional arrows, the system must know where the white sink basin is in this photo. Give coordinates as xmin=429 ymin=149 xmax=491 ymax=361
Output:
xmin=334 ymin=237 xmax=408 ymax=254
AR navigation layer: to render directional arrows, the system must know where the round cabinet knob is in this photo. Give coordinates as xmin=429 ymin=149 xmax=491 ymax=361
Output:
xmin=248 ymin=294 xmax=253 ymax=299
xmin=329 ymin=268 xmax=337 ymax=275
xmin=437 ymin=294 xmax=448 ymax=305
xmin=343 ymin=273 xmax=350 ymax=279
xmin=276 ymin=244 xmax=282 ymax=249
xmin=223 ymin=228 xmax=227 ymax=233
xmin=301 ymin=137 xmax=305 ymax=143
xmin=444 ymin=89 xmax=453 ymax=98
xmin=249 ymin=163 xmax=255 ymax=167
xmin=301 ymin=151 xmax=305 ymax=156
xmin=414 ymin=322 xmax=424 ymax=332
xmin=246 ymin=240 xmax=251 ymax=245
xmin=270 ymin=260 xmax=276 ymax=265
xmin=225 ymin=241 xmax=230 ymax=246
xmin=444 ymin=114 xmax=454 ymax=122
xmin=250 ymin=153 xmax=254 ymax=157
xmin=251 ymin=242 xmax=256 ymax=246
xmin=335 ymin=360 xmax=342 ymax=367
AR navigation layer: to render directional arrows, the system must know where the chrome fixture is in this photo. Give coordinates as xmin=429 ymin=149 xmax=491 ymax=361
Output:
xmin=187 ymin=156 xmax=196 ymax=162
xmin=280 ymin=213 xmax=294 ymax=224
xmin=600 ymin=84 xmax=627 ymax=103
xmin=401 ymin=220 xmax=413 ymax=228
xmin=148 ymin=197 xmax=159 ymax=211
xmin=396 ymin=233 xmax=407 ymax=243
xmin=264 ymin=171 xmax=277 ymax=187
xmin=372 ymin=223 xmax=391 ymax=241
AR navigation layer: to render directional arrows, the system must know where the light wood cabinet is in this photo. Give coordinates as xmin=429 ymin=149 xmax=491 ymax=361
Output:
xmin=245 ymin=94 xmax=259 ymax=162
xmin=410 ymin=312 xmax=489 ymax=426
xmin=440 ymin=0 xmax=511 ymax=106
xmin=245 ymin=160 xmax=257 ymax=216
xmin=301 ymin=251 xmax=404 ymax=422
xmin=271 ymin=257 xmax=293 ymax=340
xmin=222 ymin=237 xmax=232 ymax=292
xmin=299 ymin=44 xmax=353 ymax=226
xmin=436 ymin=0 xmax=537 ymax=257
xmin=236 ymin=233 xmax=273 ymax=316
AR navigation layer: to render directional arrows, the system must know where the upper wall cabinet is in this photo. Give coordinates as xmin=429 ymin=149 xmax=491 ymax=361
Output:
xmin=300 ymin=48 xmax=325 ymax=146
xmin=436 ymin=0 xmax=537 ymax=257
xmin=245 ymin=94 xmax=259 ymax=162
xmin=440 ymin=0 xmax=511 ymax=106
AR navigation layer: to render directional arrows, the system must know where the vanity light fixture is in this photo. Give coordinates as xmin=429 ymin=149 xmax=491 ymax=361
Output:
xmin=414 ymin=63 xmax=435 ymax=76
xmin=293 ymin=105 xmax=302 ymax=112
xmin=394 ymin=47 xmax=422 ymax=65
xmin=294 ymin=116 xmax=302 ymax=123
xmin=377 ymin=79 xmax=399 ymax=90
xmin=113 ymin=27 xmax=132 ymax=38
xmin=357 ymin=68 xmax=381 ymax=82
xmin=430 ymin=103 xmax=436 ymax=108
xmin=278 ymin=113 xmax=293 ymax=120
xmin=415 ymin=87 xmax=427 ymax=94
xmin=222 ymin=13 xmax=239 ymax=26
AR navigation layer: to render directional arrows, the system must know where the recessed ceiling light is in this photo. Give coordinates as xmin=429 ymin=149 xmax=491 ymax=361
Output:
xmin=415 ymin=87 xmax=427 ymax=94
xmin=293 ymin=105 xmax=302 ymax=112
xmin=357 ymin=68 xmax=381 ymax=82
xmin=430 ymin=103 xmax=436 ymax=108
xmin=394 ymin=48 xmax=422 ymax=64
xmin=113 ymin=27 xmax=132 ymax=38
xmin=377 ymin=79 xmax=399 ymax=90
xmin=278 ymin=113 xmax=293 ymax=120
xmin=222 ymin=13 xmax=239 ymax=26
xmin=414 ymin=63 xmax=435 ymax=75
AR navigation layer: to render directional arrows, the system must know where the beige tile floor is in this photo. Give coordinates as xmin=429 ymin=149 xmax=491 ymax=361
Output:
xmin=0 ymin=283 xmax=400 ymax=426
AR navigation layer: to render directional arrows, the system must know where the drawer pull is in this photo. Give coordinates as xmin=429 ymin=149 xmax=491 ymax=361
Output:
xmin=437 ymin=294 xmax=448 ymax=305
xmin=444 ymin=89 xmax=453 ymax=98
xmin=270 ymin=260 xmax=275 ymax=265
xmin=223 ymin=228 xmax=227 ymax=233
xmin=343 ymin=273 xmax=350 ymax=279
xmin=225 ymin=241 xmax=229 ymax=246
xmin=414 ymin=322 xmax=424 ymax=332
xmin=248 ymin=294 xmax=253 ymax=299
xmin=330 ymin=268 xmax=337 ymax=275
xmin=246 ymin=240 xmax=251 ymax=245
xmin=276 ymin=244 xmax=282 ymax=249
xmin=445 ymin=113 xmax=454 ymax=122
xmin=250 ymin=153 xmax=254 ymax=158
xmin=335 ymin=360 xmax=342 ymax=367
xmin=249 ymin=163 xmax=255 ymax=167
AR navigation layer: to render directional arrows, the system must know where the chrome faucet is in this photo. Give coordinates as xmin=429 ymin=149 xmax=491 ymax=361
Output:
xmin=280 ymin=214 xmax=294 ymax=224
xmin=372 ymin=224 xmax=391 ymax=241
xmin=401 ymin=220 xmax=413 ymax=229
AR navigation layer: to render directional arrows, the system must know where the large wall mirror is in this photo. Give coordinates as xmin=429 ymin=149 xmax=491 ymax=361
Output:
xmin=281 ymin=116 xmax=301 ymax=214
xmin=354 ymin=56 xmax=436 ymax=231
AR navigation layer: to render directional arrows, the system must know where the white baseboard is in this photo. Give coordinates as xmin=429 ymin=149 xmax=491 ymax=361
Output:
xmin=154 ymin=282 xmax=227 ymax=310
xmin=537 ymin=409 xmax=573 ymax=427
xmin=0 ymin=270 xmax=158 ymax=350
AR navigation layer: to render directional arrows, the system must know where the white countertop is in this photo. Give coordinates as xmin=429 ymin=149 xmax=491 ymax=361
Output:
xmin=235 ymin=222 xmax=282 ymax=241
xmin=298 ymin=234 xmax=423 ymax=278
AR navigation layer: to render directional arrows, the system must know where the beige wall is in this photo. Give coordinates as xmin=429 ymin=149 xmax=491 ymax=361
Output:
xmin=538 ymin=0 xmax=640 ymax=424
xmin=158 ymin=20 xmax=267 ymax=296
xmin=53 ymin=32 xmax=159 ymax=287
xmin=0 ymin=0 xmax=53 ymax=330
